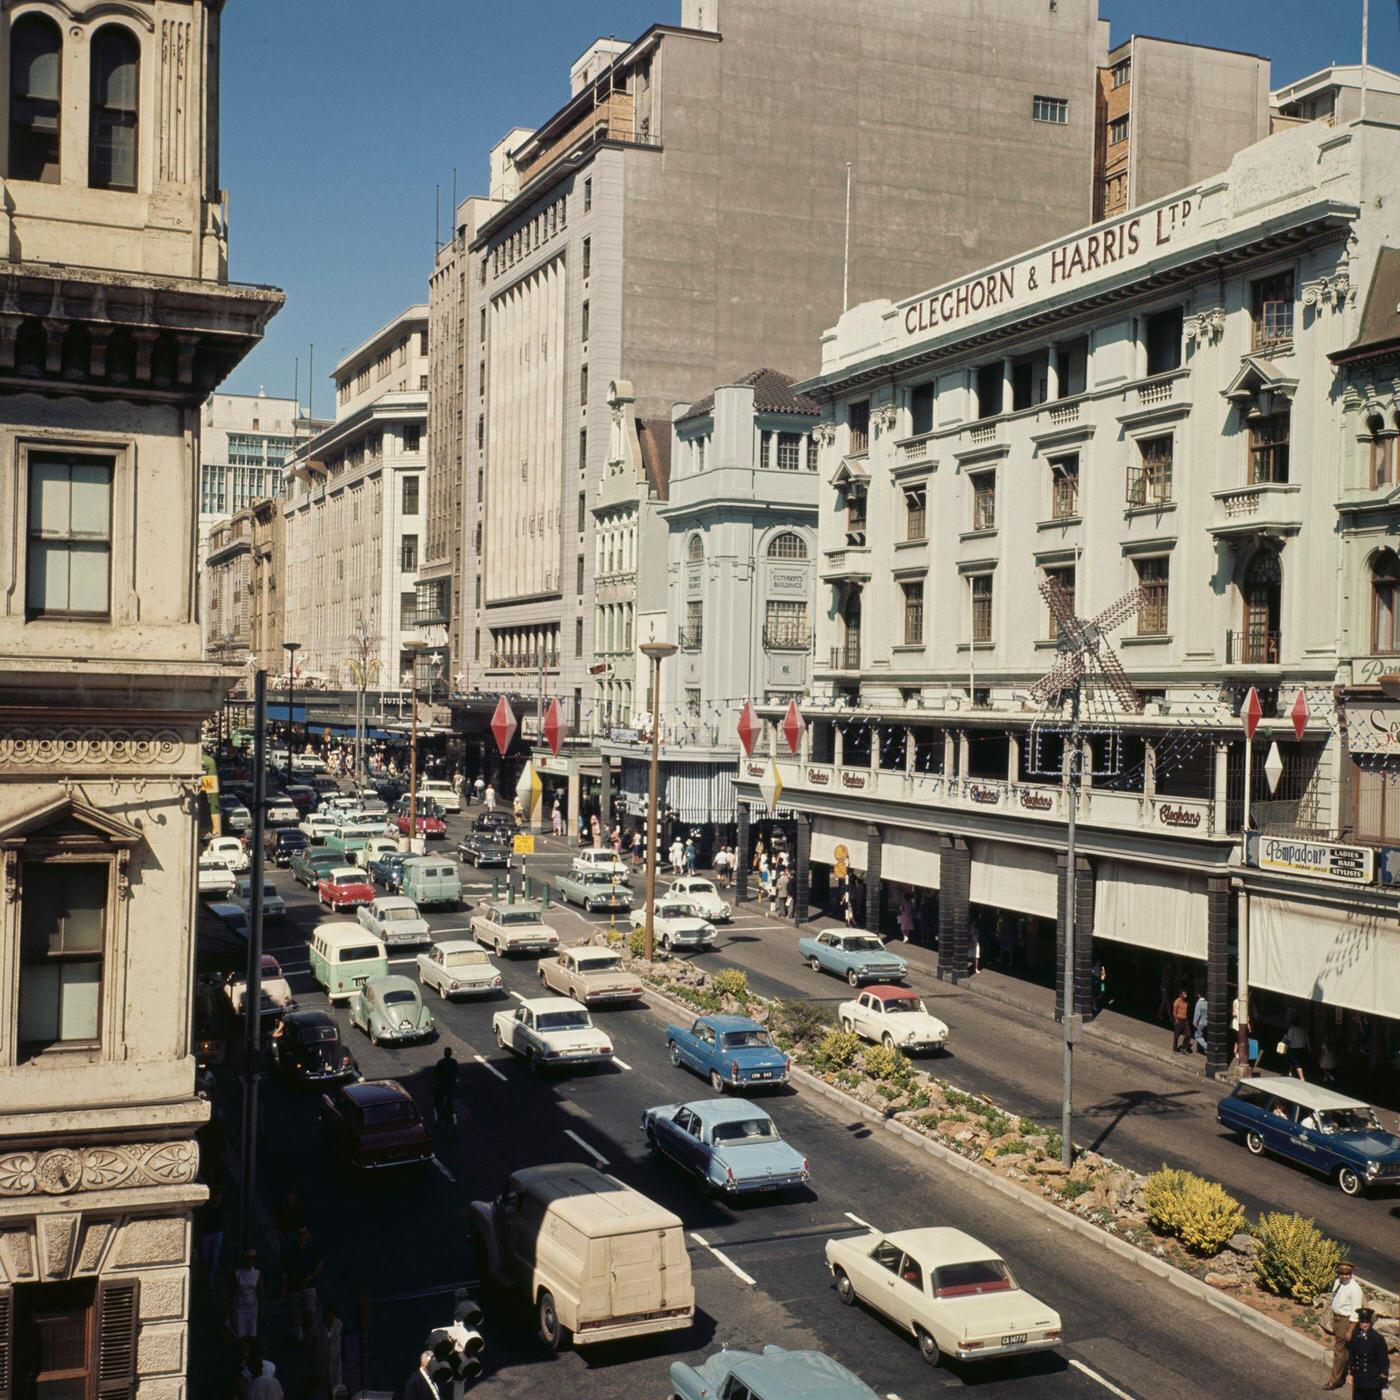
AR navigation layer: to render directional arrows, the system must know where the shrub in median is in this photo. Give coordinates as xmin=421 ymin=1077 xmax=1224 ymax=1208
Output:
xmin=811 ymin=1029 xmax=862 ymax=1073
xmin=627 ymin=925 xmax=648 ymax=959
xmin=712 ymin=968 xmax=749 ymax=1002
xmin=1143 ymin=1167 xmax=1193 ymax=1236
xmin=1253 ymin=1212 xmax=1346 ymax=1301
xmin=1142 ymin=1168 xmax=1244 ymax=1255
xmin=770 ymin=998 xmax=832 ymax=1049
xmin=860 ymin=1042 xmax=914 ymax=1085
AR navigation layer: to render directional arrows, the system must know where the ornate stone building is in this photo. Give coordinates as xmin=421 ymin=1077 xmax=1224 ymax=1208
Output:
xmin=0 ymin=3 xmax=281 ymax=1394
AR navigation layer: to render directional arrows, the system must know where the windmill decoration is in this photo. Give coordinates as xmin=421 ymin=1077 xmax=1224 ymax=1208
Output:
xmin=1029 ymin=576 xmax=1144 ymax=1171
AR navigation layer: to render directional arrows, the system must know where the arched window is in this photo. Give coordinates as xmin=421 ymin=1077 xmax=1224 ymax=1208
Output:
xmin=767 ymin=531 xmax=808 ymax=560
xmin=1371 ymin=549 xmax=1400 ymax=655
xmin=90 ymin=25 xmax=140 ymax=191
xmin=10 ymin=14 xmax=62 ymax=183
xmin=686 ymin=534 xmax=704 ymax=563
xmin=1367 ymin=414 xmax=1395 ymax=490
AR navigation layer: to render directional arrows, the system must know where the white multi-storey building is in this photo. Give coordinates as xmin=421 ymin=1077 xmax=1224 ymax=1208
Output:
xmin=737 ymin=90 xmax=1400 ymax=1076
xmin=283 ymin=307 xmax=430 ymax=693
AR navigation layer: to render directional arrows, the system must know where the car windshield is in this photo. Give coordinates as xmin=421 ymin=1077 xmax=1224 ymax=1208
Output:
xmin=444 ymin=951 xmax=487 ymax=967
xmin=496 ymin=910 xmax=543 ymax=926
xmin=298 ymin=1025 xmax=338 ymax=1044
xmin=684 ymin=881 xmax=716 ymax=895
xmin=881 ymin=998 xmax=923 ymax=1014
xmin=660 ymin=904 xmax=697 ymax=918
xmin=844 ymin=936 xmax=883 ymax=953
xmin=360 ymin=1101 xmax=416 ymax=1127
xmin=934 ymin=1260 xmax=1016 ymax=1297
xmin=710 ymin=1117 xmax=778 ymax=1143
xmin=538 ymin=1011 xmax=591 ymax=1032
xmin=381 ymin=908 xmax=418 ymax=922
xmin=721 ymin=1030 xmax=773 ymax=1049
xmin=381 ymin=990 xmax=417 ymax=1006
xmin=1318 ymin=1108 xmax=1381 ymax=1134
xmin=577 ymin=955 xmax=622 ymax=973
xmin=333 ymin=874 xmax=363 ymax=886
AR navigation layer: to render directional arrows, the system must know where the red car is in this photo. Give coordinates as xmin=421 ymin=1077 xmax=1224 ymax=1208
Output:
xmin=319 ymin=1079 xmax=432 ymax=1171
xmin=395 ymin=812 xmax=446 ymax=838
xmin=318 ymin=866 xmax=376 ymax=910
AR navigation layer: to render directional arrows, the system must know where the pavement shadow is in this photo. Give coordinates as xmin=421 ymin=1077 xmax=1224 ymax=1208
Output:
xmin=1082 ymin=1087 xmax=1201 ymax=1154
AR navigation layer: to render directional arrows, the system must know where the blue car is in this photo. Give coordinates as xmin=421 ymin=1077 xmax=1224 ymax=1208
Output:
xmin=666 ymin=1014 xmax=790 ymax=1092
xmin=643 ymin=1098 xmax=809 ymax=1195
xmin=1216 ymin=1075 xmax=1400 ymax=1196
xmin=797 ymin=928 xmax=908 ymax=987
xmin=671 ymin=1346 xmax=881 ymax=1400
xmin=367 ymin=850 xmax=409 ymax=891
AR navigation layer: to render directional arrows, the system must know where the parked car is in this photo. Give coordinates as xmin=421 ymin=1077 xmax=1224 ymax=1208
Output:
xmin=492 ymin=997 xmax=614 ymax=1071
xmin=271 ymin=1008 xmax=359 ymax=1085
xmin=538 ymin=946 xmax=643 ymax=1005
xmin=643 ymin=1098 xmax=809 ymax=1195
xmin=630 ymin=899 xmax=716 ymax=953
xmin=471 ymin=899 xmax=560 ymax=956
xmin=320 ymin=1079 xmax=433 ymax=1171
xmin=798 ymin=928 xmax=908 ymax=987
xmin=224 ymin=954 xmax=294 ymax=1017
xmin=396 ymin=810 xmax=447 ymax=839
xmin=264 ymin=794 xmax=301 ymax=827
xmin=348 ymin=974 xmax=435 ymax=1045
xmin=1216 ymin=1076 xmax=1400 ymax=1195
xmin=667 ymin=876 xmax=731 ymax=922
xmin=282 ymin=784 xmax=318 ymax=814
xmin=398 ymin=858 xmax=462 ymax=910
xmin=671 ymin=1347 xmax=881 ymax=1400
xmin=420 ymin=778 xmax=461 ymax=813
xmin=318 ymin=866 xmax=376 ymax=912
xmin=357 ymin=895 xmax=431 ymax=949
xmin=263 ymin=826 xmax=309 ymax=866
xmin=572 ymin=848 xmax=629 ymax=880
xmin=205 ymin=835 xmax=249 ymax=873
xmin=470 ymin=1163 xmax=693 ymax=1350
xmin=367 ymin=849 xmax=411 ymax=891
xmin=825 ymin=1226 xmax=1062 ymax=1367
xmin=232 ymin=877 xmax=286 ymax=920
xmin=198 ymin=855 xmax=237 ymax=899
xmin=555 ymin=869 xmax=632 ymax=913
xmin=457 ymin=822 xmax=513 ymax=867
xmin=417 ymin=939 xmax=503 ymax=999
xmin=665 ymin=1014 xmax=790 ymax=1092
xmin=291 ymin=846 xmax=343 ymax=888
xmin=222 ymin=801 xmax=251 ymax=834
xmin=839 ymin=986 xmax=949 ymax=1053
xmin=351 ymin=835 xmax=399 ymax=870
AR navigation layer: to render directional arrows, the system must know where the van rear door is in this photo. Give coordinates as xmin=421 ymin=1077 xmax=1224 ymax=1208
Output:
xmin=606 ymin=1230 xmax=672 ymax=1317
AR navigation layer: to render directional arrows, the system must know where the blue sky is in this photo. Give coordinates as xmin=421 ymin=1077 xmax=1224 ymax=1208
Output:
xmin=220 ymin=0 xmax=1400 ymax=404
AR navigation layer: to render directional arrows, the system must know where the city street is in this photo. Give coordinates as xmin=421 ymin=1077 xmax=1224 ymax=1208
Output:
xmin=200 ymin=805 xmax=1367 ymax=1397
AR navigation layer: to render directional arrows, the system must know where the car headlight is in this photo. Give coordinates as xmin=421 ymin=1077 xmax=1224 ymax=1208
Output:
xmin=703 ymin=924 xmax=716 ymax=937
xmin=1365 ymin=1160 xmax=1380 ymax=1179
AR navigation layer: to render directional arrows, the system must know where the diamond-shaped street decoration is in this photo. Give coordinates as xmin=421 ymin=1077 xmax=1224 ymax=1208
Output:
xmin=781 ymin=699 xmax=804 ymax=755
xmin=490 ymin=695 xmax=517 ymax=757
xmin=542 ymin=697 xmax=563 ymax=756
xmin=737 ymin=701 xmax=758 ymax=756
xmin=1240 ymin=686 xmax=1262 ymax=741
xmin=759 ymin=759 xmax=783 ymax=814
xmin=1289 ymin=687 xmax=1310 ymax=742
xmin=1263 ymin=741 xmax=1285 ymax=795
xmin=516 ymin=758 xmax=543 ymax=818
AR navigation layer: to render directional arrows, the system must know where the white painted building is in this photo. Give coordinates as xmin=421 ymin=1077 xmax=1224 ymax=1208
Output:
xmin=737 ymin=90 xmax=1400 ymax=1075
xmin=283 ymin=307 xmax=430 ymax=693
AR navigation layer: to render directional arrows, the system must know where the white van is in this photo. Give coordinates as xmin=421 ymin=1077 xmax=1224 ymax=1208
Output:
xmin=470 ymin=1163 xmax=693 ymax=1351
xmin=420 ymin=779 xmax=461 ymax=814
xmin=309 ymin=923 xmax=389 ymax=1002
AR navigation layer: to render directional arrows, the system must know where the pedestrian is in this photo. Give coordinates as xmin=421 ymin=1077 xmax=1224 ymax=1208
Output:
xmin=551 ymin=798 xmax=563 ymax=836
xmin=842 ymin=888 xmax=855 ymax=928
xmin=282 ymin=1223 xmax=323 ymax=1345
xmin=473 ymin=775 xmax=484 ymax=804
xmin=196 ymin=1183 xmax=225 ymax=1291
xmin=631 ymin=829 xmax=643 ymax=867
xmin=1284 ymin=1014 xmax=1309 ymax=1079
xmin=226 ymin=1249 xmax=262 ymax=1341
xmin=240 ymin=1341 xmax=284 ymax=1400
xmin=1319 ymin=1038 xmax=1340 ymax=1085
xmin=752 ymin=837 xmax=765 ymax=870
xmin=780 ymin=868 xmax=794 ymax=920
xmin=307 ymin=1300 xmax=344 ymax=1400
xmin=273 ymin=1187 xmax=305 ymax=1277
xmin=713 ymin=845 xmax=730 ymax=885
xmin=452 ymin=770 xmax=464 ymax=798
xmin=1191 ymin=991 xmax=1209 ymax=1055
xmin=404 ymin=1351 xmax=442 ymax=1400
xmin=669 ymin=836 xmax=684 ymax=873
xmin=685 ymin=839 xmax=697 ymax=874
xmin=484 ymin=784 xmax=495 ymax=813
xmin=768 ymin=866 xmax=779 ymax=916
xmin=1325 ymin=1261 xmax=1365 ymax=1389
xmin=1346 ymin=1307 xmax=1389 ymax=1399
xmin=590 ymin=813 xmax=601 ymax=848
xmin=1157 ymin=966 xmax=1174 ymax=1025
xmin=512 ymin=794 xmax=523 ymax=824
xmin=612 ymin=824 xmax=623 ymax=855
xmin=897 ymin=896 xmax=914 ymax=943
xmin=1171 ymin=989 xmax=1191 ymax=1053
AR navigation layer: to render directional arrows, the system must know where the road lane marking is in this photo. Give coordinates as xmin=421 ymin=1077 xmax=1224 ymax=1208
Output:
xmin=688 ymin=1232 xmax=757 ymax=1287
xmin=844 ymin=1211 xmax=874 ymax=1230
xmin=563 ymin=1129 xmax=608 ymax=1166
xmin=431 ymin=1157 xmax=456 ymax=1183
xmin=508 ymin=989 xmax=526 ymax=1002
xmin=1069 ymin=1360 xmax=1137 ymax=1399
xmin=473 ymin=1054 xmax=508 ymax=1082
xmin=387 ymin=956 xmax=418 ymax=966
xmin=612 ymin=1056 xmax=632 ymax=1071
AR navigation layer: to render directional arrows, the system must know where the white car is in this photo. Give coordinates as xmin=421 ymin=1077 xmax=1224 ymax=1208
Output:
xmin=492 ymin=996 xmax=614 ymax=1070
xmin=420 ymin=779 xmax=461 ymax=814
xmin=224 ymin=954 xmax=295 ymax=1017
xmin=352 ymin=836 xmax=399 ymax=870
xmin=222 ymin=802 xmax=252 ymax=834
xmin=839 ymin=986 xmax=949 ymax=1054
xmin=291 ymin=753 xmax=326 ymax=774
xmin=471 ymin=899 xmax=560 ymax=956
xmin=300 ymin=814 xmax=339 ymax=842
xmin=417 ymin=939 xmax=503 ymax=999
xmin=630 ymin=899 xmax=716 ymax=953
xmin=825 ymin=1227 xmax=1062 ymax=1367
xmin=205 ymin=836 xmax=250 ymax=873
xmin=232 ymin=877 xmax=286 ymax=920
xmin=572 ymin=848 xmax=630 ymax=881
xmin=198 ymin=855 xmax=237 ymax=898
xmin=667 ymin=876 xmax=731 ymax=922
xmin=357 ymin=895 xmax=431 ymax=948
xmin=265 ymin=797 xmax=300 ymax=826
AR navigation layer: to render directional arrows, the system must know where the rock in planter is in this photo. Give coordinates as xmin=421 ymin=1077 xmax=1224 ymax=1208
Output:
xmin=1034 ymin=1158 xmax=1070 ymax=1176
xmin=1226 ymin=1232 xmax=1257 ymax=1256
xmin=1204 ymin=1271 xmax=1241 ymax=1290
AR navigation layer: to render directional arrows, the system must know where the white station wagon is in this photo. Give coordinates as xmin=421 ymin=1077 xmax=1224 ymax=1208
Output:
xmin=492 ymin=996 xmax=614 ymax=1071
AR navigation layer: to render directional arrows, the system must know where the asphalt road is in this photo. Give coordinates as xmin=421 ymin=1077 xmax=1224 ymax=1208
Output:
xmin=208 ymin=806 xmax=1344 ymax=1399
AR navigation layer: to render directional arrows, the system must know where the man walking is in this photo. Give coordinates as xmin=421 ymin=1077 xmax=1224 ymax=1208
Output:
xmin=1347 ymin=1307 xmax=1389 ymax=1399
xmin=1324 ymin=1261 xmax=1364 ymax=1390
xmin=431 ymin=1045 xmax=459 ymax=1138
xmin=1191 ymin=991 xmax=1209 ymax=1055
xmin=1171 ymin=989 xmax=1191 ymax=1054
xmin=282 ymin=1223 xmax=323 ymax=1345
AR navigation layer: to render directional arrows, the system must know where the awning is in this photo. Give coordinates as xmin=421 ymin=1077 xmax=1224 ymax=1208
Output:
xmin=1252 ymin=894 xmax=1400 ymax=1020
xmin=970 ymin=840 xmax=1058 ymax=918
xmin=264 ymin=703 xmax=309 ymax=723
xmin=882 ymin=828 xmax=941 ymax=890
xmin=1094 ymin=858 xmax=1208 ymax=960
xmin=812 ymin=816 xmax=869 ymax=873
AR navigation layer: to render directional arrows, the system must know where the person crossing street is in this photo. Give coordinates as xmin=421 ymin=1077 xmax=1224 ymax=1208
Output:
xmin=431 ymin=1046 xmax=460 ymax=1141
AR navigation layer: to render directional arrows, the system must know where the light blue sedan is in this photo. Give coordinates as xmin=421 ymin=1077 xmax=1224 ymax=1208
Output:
xmin=642 ymin=1098 xmax=809 ymax=1196
xmin=671 ymin=1346 xmax=881 ymax=1400
xmin=797 ymin=928 xmax=908 ymax=987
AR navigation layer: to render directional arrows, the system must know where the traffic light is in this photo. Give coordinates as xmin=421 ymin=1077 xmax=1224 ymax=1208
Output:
xmin=425 ymin=1291 xmax=485 ymax=1392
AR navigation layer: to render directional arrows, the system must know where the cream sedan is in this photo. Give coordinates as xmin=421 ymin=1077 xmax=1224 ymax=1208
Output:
xmin=491 ymin=997 xmax=614 ymax=1071
xmin=824 ymin=1226 xmax=1061 ymax=1367
xmin=838 ymin=986 xmax=949 ymax=1054
xmin=537 ymin=946 xmax=644 ymax=1006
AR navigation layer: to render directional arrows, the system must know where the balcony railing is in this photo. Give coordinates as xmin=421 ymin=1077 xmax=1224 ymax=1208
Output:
xmin=487 ymin=651 xmax=560 ymax=670
xmin=763 ymin=623 xmax=811 ymax=651
xmin=413 ymin=609 xmax=450 ymax=628
xmin=829 ymin=641 xmax=861 ymax=671
xmin=679 ymin=626 xmax=703 ymax=651
xmin=1048 ymin=402 xmax=1080 ymax=426
xmin=1225 ymin=629 xmax=1281 ymax=665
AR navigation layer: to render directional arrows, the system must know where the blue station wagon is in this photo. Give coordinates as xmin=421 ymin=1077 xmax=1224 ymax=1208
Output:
xmin=666 ymin=1014 xmax=790 ymax=1092
xmin=671 ymin=1346 xmax=881 ymax=1400
xmin=798 ymin=928 xmax=908 ymax=987
xmin=1216 ymin=1075 xmax=1400 ymax=1196
xmin=642 ymin=1098 xmax=809 ymax=1196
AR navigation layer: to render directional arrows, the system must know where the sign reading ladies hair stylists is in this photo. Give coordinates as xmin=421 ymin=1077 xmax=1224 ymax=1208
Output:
xmin=900 ymin=192 xmax=1198 ymax=341
xmin=1245 ymin=833 xmax=1375 ymax=885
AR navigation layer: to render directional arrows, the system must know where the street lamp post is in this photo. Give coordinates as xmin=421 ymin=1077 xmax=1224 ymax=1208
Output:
xmin=640 ymin=640 xmax=678 ymax=961
xmin=282 ymin=641 xmax=301 ymax=788
xmin=402 ymin=640 xmax=427 ymax=854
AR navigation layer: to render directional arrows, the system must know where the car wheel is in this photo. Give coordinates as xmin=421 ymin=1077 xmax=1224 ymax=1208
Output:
xmin=1336 ymin=1165 xmax=1364 ymax=1197
xmin=709 ymin=1069 xmax=726 ymax=1093
xmin=883 ymin=1033 xmax=897 ymax=1050
xmin=1244 ymin=1130 xmax=1265 ymax=1156
xmin=917 ymin=1329 xmax=941 ymax=1366
xmin=847 ymin=968 xmax=861 ymax=988
xmin=538 ymin=1291 xmax=567 ymax=1352
xmin=834 ymin=1268 xmax=856 ymax=1306
xmin=494 ymin=1025 xmax=505 ymax=1048
xmin=668 ymin=1041 xmax=681 ymax=1067
xmin=530 ymin=1048 xmax=546 ymax=1073
xmin=808 ymin=956 xmax=822 ymax=973
xmin=661 ymin=934 xmax=672 ymax=953
xmin=840 ymin=1018 xmax=854 ymax=1034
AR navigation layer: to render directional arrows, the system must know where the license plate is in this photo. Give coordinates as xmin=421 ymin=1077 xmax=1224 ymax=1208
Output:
xmin=753 ymin=1071 xmax=772 ymax=1080
xmin=353 ymin=976 xmax=368 ymax=988
xmin=1001 ymin=1333 xmax=1027 ymax=1346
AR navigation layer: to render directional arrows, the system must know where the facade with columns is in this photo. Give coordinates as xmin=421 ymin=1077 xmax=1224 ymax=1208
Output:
xmin=736 ymin=98 xmax=1400 ymax=1076
xmin=0 ymin=1 xmax=282 ymax=1392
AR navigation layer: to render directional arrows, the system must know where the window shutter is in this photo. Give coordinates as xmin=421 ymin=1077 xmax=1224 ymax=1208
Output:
xmin=96 ymin=1279 xmax=138 ymax=1398
xmin=0 ymin=1285 xmax=12 ymax=1400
